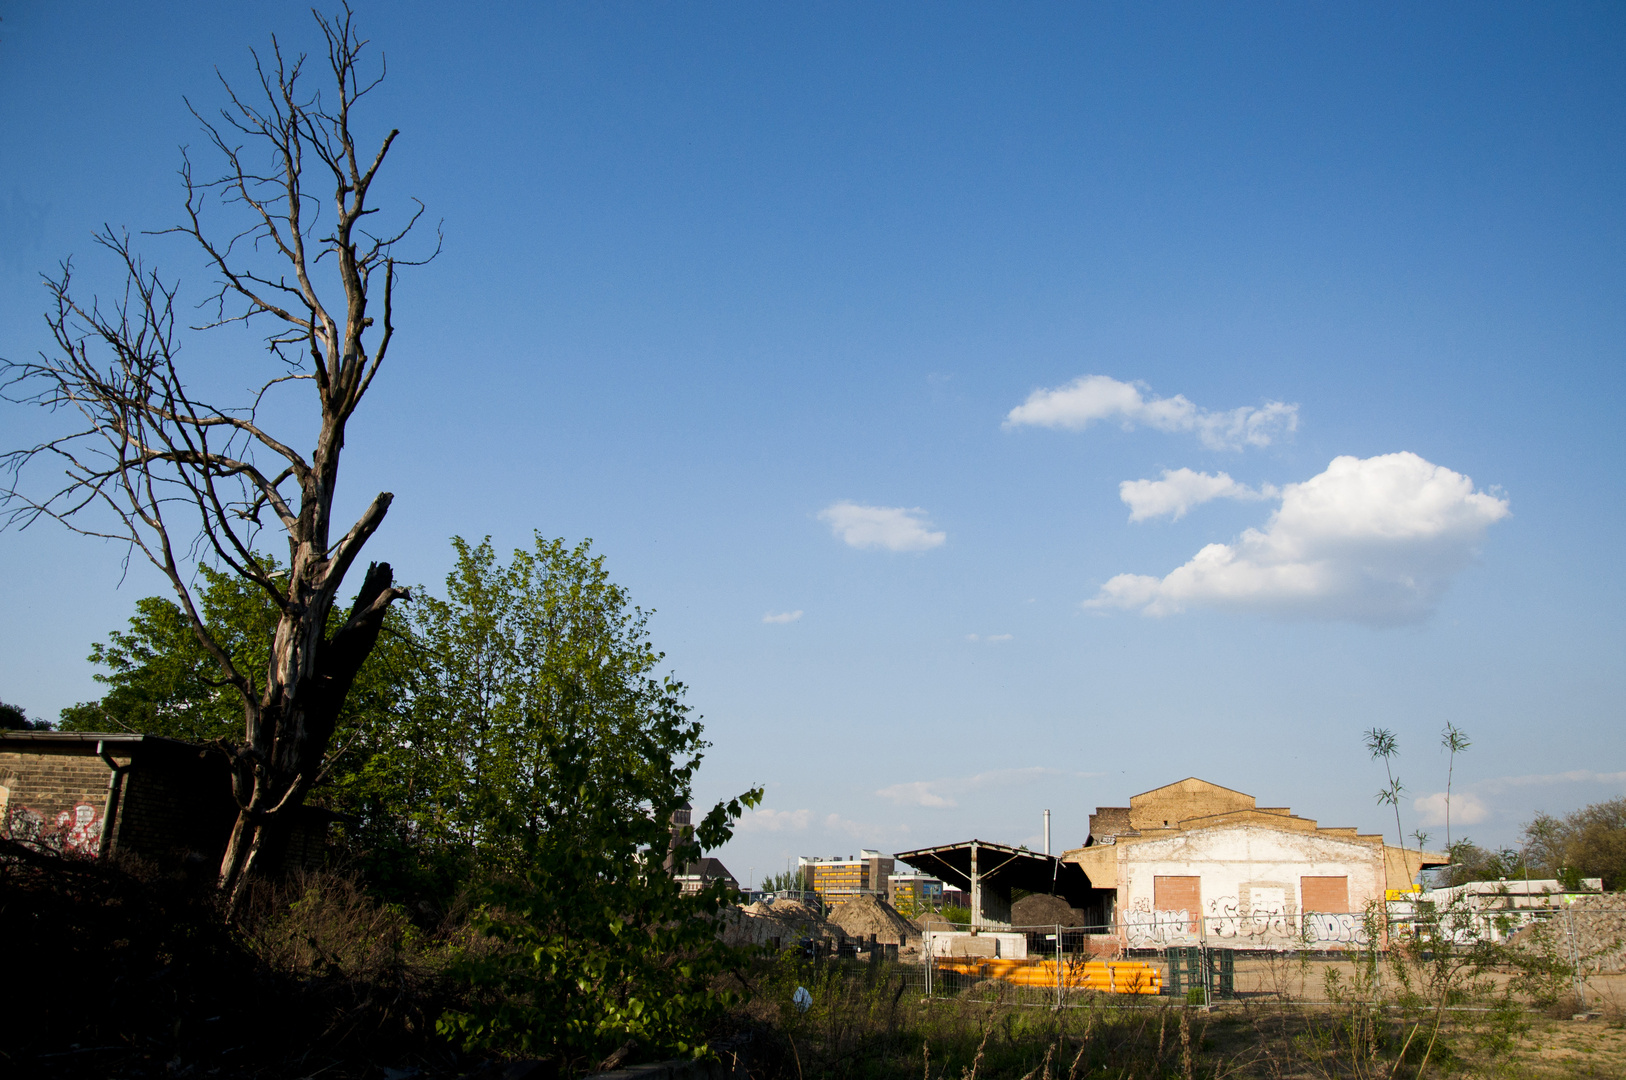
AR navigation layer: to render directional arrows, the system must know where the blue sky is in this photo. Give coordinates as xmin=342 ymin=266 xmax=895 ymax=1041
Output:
xmin=2 ymin=3 xmax=1622 ymax=884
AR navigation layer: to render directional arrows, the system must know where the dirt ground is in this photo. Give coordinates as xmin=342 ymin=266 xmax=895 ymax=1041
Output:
xmin=1187 ymin=1007 xmax=1626 ymax=1080
xmin=1219 ymin=954 xmax=1626 ymax=1008
xmin=1511 ymin=1019 xmax=1626 ymax=1078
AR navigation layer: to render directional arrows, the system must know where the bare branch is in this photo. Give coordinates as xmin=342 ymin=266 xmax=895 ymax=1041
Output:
xmin=0 ymin=4 xmax=429 ymax=907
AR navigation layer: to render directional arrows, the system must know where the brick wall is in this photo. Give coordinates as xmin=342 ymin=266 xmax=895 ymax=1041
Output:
xmin=0 ymin=736 xmax=312 ymax=874
xmin=114 ymin=745 xmax=238 ymax=866
xmin=0 ymin=747 xmax=118 ymax=856
xmin=1128 ymin=779 xmax=1255 ymax=831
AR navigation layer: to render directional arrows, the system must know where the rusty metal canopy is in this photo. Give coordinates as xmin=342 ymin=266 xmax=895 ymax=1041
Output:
xmin=894 ymin=839 xmax=1100 ymax=903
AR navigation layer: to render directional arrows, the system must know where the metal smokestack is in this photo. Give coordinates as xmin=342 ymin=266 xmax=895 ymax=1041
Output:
xmin=1044 ymin=809 xmax=1051 ymax=855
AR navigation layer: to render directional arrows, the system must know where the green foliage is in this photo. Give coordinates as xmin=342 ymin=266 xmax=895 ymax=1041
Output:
xmin=55 ymin=559 xmax=417 ymax=882
xmin=348 ymin=534 xmax=711 ymax=879
xmin=1435 ymin=838 xmax=1525 ymax=888
xmin=62 ymin=533 xmax=770 ymax=1065
xmin=1438 ymin=798 xmax=1626 ymax=890
xmin=56 ymin=560 xmax=409 ymax=750
xmin=57 ymin=563 xmax=277 ymax=740
xmin=437 ymin=714 xmax=761 ymax=1069
xmin=938 ymin=904 xmax=971 ymax=925
xmin=418 ymin=536 xmax=766 ymax=1066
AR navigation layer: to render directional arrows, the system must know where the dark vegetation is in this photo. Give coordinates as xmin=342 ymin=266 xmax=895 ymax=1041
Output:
xmin=1 ymin=699 xmax=52 ymax=729
xmin=3 ymin=535 xmax=759 ymax=1076
xmin=14 ymin=836 xmax=1624 ymax=1080
xmin=0 ymin=841 xmax=454 ymax=1079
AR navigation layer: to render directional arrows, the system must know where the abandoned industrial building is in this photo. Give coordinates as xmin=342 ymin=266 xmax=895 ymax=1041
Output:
xmin=897 ymin=777 xmax=1449 ymax=950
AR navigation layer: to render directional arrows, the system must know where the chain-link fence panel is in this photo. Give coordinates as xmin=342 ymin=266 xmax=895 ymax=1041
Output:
xmin=896 ymin=904 xmax=1626 ymax=1013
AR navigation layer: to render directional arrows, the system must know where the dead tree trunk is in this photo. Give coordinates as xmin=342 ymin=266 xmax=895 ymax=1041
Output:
xmin=1 ymin=7 xmax=434 ymax=914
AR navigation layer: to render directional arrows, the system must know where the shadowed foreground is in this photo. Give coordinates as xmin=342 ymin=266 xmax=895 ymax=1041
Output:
xmin=5 ymin=845 xmax=1623 ymax=1080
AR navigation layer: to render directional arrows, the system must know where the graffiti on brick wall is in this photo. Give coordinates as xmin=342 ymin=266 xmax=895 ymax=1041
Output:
xmin=5 ymin=804 xmax=48 ymax=844
xmin=3 ymin=801 xmax=102 ymax=856
xmin=1124 ymin=898 xmax=1197 ymax=946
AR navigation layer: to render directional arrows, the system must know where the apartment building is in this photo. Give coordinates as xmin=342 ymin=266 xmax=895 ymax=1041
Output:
xmin=800 ymin=849 xmax=894 ymax=903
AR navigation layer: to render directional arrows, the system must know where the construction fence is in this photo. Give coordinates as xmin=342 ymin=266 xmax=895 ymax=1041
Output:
xmin=842 ymin=903 xmax=1626 ymax=1013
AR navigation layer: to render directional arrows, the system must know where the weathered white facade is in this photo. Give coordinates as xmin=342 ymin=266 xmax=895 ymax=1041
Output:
xmin=1114 ymin=825 xmax=1384 ymax=949
xmin=1063 ymin=778 xmax=1446 ymax=951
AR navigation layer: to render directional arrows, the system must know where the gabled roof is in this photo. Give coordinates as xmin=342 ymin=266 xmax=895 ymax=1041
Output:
xmin=1129 ymin=777 xmax=1254 ymax=803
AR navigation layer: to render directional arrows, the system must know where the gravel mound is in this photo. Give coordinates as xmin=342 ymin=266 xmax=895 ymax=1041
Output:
xmin=828 ymin=893 xmax=918 ymax=946
xmin=1506 ymin=894 xmax=1626 ymax=973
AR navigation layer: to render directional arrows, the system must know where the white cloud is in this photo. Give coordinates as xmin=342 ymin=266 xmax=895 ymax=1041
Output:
xmin=819 ymin=501 xmax=946 ymax=552
xmin=877 ymin=767 xmax=1066 ymax=810
xmin=1004 ymin=375 xmax=1298 ymax=450
xmin=1120 ymin=468 xmax=1279 ymax=522
xmin=1472 ymin=770 xmax=1626 ymax=794
xmin=825 ymin=813 xmax=897 ymax=843
xmin=762 ymin=610 xmax=803 ymax=624
xmin=876 ymin=781 xmax=957 ymax=809
xmin=964 ymin=633 xmax=1013 ymax=643
xmin=1088 ymin=452 xmax=1511 ymax=625
xmin=1415 ymin=791 xmax=1491 ymax=827
xmin=736 ymin=807 xmax=813 ymax=832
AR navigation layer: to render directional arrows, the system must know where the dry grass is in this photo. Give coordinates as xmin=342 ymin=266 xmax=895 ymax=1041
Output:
xmin=720 ymin=953 xmax=1626 ymax=1080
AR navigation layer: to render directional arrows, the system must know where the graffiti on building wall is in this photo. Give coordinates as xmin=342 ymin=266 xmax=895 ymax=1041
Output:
xmin=1124 ymin=898 xmax=1198 ymax=946
xmin=1205 ymin=897 xmax=1285 ymax=940
xmin=3 ymin=802 xmax=102 ymax=856
xmin=1205 ymin=888 xmax=1295 ymax=941
xmin=1304 ymin=912 xmax=1368 ymax=946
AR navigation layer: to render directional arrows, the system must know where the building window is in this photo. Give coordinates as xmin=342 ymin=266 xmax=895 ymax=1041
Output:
xmin=1301 ymin=876 xmax=1350 ymax=914
xmin=1154 ymin=875 xmax=1201 ymax=933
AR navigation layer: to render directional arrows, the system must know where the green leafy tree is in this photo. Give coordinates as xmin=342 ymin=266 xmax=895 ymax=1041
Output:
xmin=414 ymin=535 xmax=763 ymax=1067
xmin=761 ymin=868 xmax=809 ymax=895
xmin=439 ymin=716 xmax=760 ymax=1069
xmin=1520 ymin=799 xmax=1626 ymax=890
xmin=59 ymin=563 xmax=281 ymax=740
xmin=366 ymin=534 xmax=708 ymax=874
xmin=1435 ymin=839 xmax=1523 ymax=887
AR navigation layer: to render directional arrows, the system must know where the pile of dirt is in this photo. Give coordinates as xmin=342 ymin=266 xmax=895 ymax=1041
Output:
xmin=915 ymin=911 xmax=958 ymax=933
xmin=721 ymin=897 xmax=843 ymax=948
xmin=828 ymin=893 xmax=918 ymax=946
xmin=1011 ymin=893 xmax=1086 ymax=927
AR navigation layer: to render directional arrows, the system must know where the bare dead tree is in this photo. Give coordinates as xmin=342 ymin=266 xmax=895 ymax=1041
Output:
xmin=1 ymin=6 xmax=437 ymax=912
